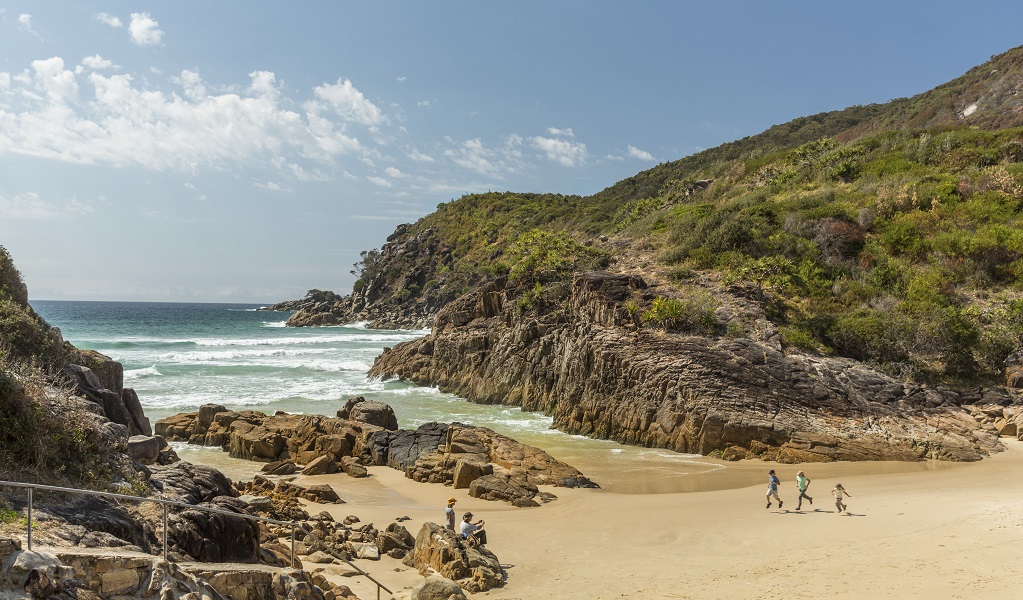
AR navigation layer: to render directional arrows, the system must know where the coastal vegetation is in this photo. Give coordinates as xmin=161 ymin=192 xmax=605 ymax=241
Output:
xmin=0 ymin=246 xmax=113 ymax=484
xmin=346 ymin=47 xmax=1023 ymax=386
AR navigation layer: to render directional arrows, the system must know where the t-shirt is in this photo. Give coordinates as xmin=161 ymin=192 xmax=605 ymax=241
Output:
xmin=768 ymin=475 xmax=780 ymax=490
xmin=796 ymin=475 xmax=809 ymax=491
xmin=460 ymin=520 xmax=479 ymax=538
xmin=445 ymin=506 xmax=455 ymax=529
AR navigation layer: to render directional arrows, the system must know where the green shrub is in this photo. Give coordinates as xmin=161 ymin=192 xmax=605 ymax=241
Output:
xmin=641 ymin=291 xmax=718 ymax=334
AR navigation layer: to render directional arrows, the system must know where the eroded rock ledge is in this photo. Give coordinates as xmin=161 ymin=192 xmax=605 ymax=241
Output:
xmin=154 ymin=398 xmax=595 ymax=505
xmin=369 ymin=271 xmax=1022 ymax=463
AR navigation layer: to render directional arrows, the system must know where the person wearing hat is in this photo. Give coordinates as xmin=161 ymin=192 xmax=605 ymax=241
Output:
xmin=460 ymin=511 xmax=487 ymax=546
xmin=766 ymin=469 xmax=782 ymax=509
xmin=445 ymin=497 xmax=457 ymax=531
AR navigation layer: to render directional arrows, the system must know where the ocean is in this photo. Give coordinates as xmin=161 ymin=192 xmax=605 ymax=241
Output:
xmin=31 ymin=300 xmax=719 ymax=492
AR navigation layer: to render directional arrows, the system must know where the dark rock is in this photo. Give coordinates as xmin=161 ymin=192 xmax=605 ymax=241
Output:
xmin=149 ymin=462 xmax=238 ymax=504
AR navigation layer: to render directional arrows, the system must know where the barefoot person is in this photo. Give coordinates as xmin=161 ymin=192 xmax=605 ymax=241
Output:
xmin=445 ymin=497 xmax=457 ymax=530
xmin=460 ymin=511 xmax=488 ymax=546
xmin=766 ymin=469 xmax=782 ymax=509
xmin=795 ymin=470 xmax=813 ymax=510
xmin=832 ymin=483 xmax=852 ymax=513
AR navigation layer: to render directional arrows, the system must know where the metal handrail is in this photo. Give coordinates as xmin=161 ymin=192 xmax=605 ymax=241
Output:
xmin=0 ymin=480 xmax=394 ymax=599
xmin=296 ymin=522 xmax=393 ymax=600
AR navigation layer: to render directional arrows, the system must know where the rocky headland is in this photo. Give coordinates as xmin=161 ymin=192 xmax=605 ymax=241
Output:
xmin=369 ymin=271 xmax=1022 ymax=463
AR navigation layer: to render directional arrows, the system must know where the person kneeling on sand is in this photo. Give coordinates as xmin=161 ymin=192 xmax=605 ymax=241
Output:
xmin=460 ymin=511 xmax=488 ymax=546
xmin=832 ymin=483 xmax=852 ymax=513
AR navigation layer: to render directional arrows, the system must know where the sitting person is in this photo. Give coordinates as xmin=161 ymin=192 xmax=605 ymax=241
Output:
xmin=459 ymin=511 xmax=487 ymax=546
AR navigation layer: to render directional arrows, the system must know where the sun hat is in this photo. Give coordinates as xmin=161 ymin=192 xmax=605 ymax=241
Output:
xmin=448 ymin=497 xmax=456 ymax=503
xmin=768 ymin=469 xmax=775 ymax=474
xmin=464 ymin=512 xmax=473 ymax=518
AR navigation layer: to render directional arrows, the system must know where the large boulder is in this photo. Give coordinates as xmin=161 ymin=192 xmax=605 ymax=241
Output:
xmin=367 ymin=422 xmax=449 ymax=470
xmin=411 ymin=575 xmax=468 ymax=600
xmin=337 ymin=396 xmax=399 ymax=430
xmin=169 ymin=496 xmax=260 ymax=563
xmin=127 ymin=435 xmax=166 ymax=465
xmin=409 ymin=523 xmax=503 ymax=593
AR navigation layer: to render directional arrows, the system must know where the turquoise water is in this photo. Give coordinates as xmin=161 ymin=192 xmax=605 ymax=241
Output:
xmin=31 ymin=300 xmax=717 ymax=491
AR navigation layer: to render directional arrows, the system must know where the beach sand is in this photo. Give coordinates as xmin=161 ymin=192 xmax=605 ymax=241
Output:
xmin=291 ymin=439 xmax=1023 ymax=600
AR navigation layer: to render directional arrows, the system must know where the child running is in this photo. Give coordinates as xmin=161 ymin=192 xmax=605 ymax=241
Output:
xmin=832 ymin=483 xmax=851 ymax=513
xmin=765 ymin=469 xmax=782 ymax=509
xmin=795 ymin=470 xmax=813 ymax=510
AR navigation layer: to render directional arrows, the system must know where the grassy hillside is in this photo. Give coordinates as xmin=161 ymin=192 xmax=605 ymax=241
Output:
xmin=349 ymin=48 xmax=1023 ymax=386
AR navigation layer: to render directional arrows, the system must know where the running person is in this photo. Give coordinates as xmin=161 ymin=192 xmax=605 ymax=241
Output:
xmin=766 ymin=469 xmax=782 ymax=509
xmin=795 ymin=470 xmax=813 ymax=510
xmin=832 ymin=483 xmax=851 ymax=513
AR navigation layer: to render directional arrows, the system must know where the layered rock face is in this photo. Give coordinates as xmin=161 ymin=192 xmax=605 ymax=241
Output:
xmin=370 ymin=271 xmax=1017 ymax=463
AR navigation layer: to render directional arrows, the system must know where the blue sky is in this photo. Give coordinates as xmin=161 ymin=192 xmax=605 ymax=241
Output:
xmin=2 ymin=2 xmax=1022 ymax=303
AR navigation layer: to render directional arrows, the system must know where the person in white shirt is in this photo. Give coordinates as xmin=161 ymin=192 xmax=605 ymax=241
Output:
xmin=832 ymin=483 xmax=852 ymax=513
xmin=460 ymin=511 xmax=487 ymax=546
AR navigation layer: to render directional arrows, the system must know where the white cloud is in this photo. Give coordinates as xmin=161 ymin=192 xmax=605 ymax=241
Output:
xmin=547 ymin=127 xmax=574 ymax=137
xmin=628 ymin=145 xmax=655 ymax=161
xmin=18 ymin=14 xmax=42 ymax=40
xmin=0 ymin=192 xmax=89 ymax=219
xmin=604 ymin=154 xmax=624 ymax=161
xmin=443 ymin=135 xmax=529 ymax=176
xmin=445 ymin=138 xmax=499 ymax=176
xmin=531 ymin=136 xmax=588 ymax=167
xmin=408 ymin=147 xmax=435 ymax=162
xmin=254 ymin=181 xmax=285 ymax=191
xmin=0 ymin=62 xmax=367 ymax=172
xmin=367 ymin=176 xmax=392 ymax=187
xmin=396 ymin=76 xmax=406 ymax=82
xmin=0 ymin=73 xmax=10 ymax=91
xmin=128 ymin=12 xmax=163 ymax=46
xmin=95 ymin=13 xmax=123 ymax=28
xmin=310 ymin=78 xmax=385 ymax=126
xmin=81 ymin=55 xmax=116 ymax=71
xmin=417 ymin=100 xmax=431 ymax=107
xmin=385 ymin=166 xmax=403 ymax=178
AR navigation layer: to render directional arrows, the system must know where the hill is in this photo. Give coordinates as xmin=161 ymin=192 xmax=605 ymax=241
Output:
xmin=284 ymin=46 xmax=1023 ymax=388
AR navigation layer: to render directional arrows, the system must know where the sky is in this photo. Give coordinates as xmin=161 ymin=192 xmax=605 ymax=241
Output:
xmin=2 ymin=2 xmax=1023 ymax=303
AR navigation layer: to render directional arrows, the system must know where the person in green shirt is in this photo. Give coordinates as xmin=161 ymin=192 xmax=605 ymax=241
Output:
xmin=795 ymin=470 xmax=813 ymax=510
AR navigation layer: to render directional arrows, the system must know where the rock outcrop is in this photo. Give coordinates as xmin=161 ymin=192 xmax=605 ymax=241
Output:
xmin=407 ymin=522 xmax=503 ymax=594
xmin=405 ymin=423 xmax=597 ymax=506
xmin=370 ymin=271 xmax=1017 ymax=463
xmin=65 ymin=358 xmax=152 ymax=438
xmin=267 ymin=226 xmax=464 ymax=329
xmin=155 ymin=402 xmax=594 ymax=503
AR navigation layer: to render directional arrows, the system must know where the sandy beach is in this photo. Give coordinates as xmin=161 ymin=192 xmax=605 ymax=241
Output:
xmin=285 ymin=440 xmax=1023 ymax=600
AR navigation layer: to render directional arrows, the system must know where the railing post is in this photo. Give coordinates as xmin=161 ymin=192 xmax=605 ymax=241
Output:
xmin=26 ymin=488 xmax=32 ymax=552
xmin=290 ymin=524 xmax=296 ymax=568
xmin=162 ymin=501 xmax=168 ymax=562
